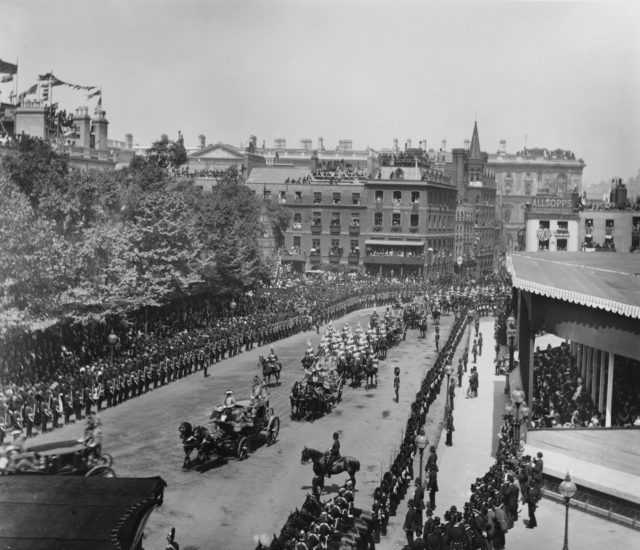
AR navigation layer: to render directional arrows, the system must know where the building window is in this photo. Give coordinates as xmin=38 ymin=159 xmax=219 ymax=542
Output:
xmin=331 ymin=212 xmax=341 ymax=226
xmin=374 ymin=212 xmax=383 ymax=226
xmin=312 ymin=212 xmax=321 ymax=226
xmin=606 ymin=219 xmax=614 ymax=228
xmin=352 ymin=192 xmax=360 ymax=205
xmin=264 ymin=190 xmax=272 ymax=200
xmin=350 ymin=240 xmax=359 ymax=254
xmin=295 ymin=191 xmax=302 ymax=202
xmin=293 ymin=213 xmax=302 ymax=230
xmin=392 ymin=213 xmax=401 ymax=226
xmin=392 ymin=191 xmax=402 ymax=206
xmin=333 ymin=192 xmax=341 ymax=205
xmin=410 ymin=214 xmax=419 ymax=227
xmin=311 ymin=239 xmax=320 ymax=252
xmin=313 ymin=192 xmax=322 ymax=204
xmin=411 ymin=191 xmax=420 ymax=204
xmin=375 ymin=190 xmax=384 ymax=202
xmin=351 ymin=213 xmax=360 ymax=226
xmin=557 ymin=238 xmax=568 ymax=251
xmin=293 ymin=236 xmax=301 ymax=249
xmin=279 ymin=191 xmax=287 ymax=204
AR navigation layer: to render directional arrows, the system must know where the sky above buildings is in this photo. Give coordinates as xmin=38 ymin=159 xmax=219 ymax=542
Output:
xmin=1 ymin=0 xmax=639 ymax=186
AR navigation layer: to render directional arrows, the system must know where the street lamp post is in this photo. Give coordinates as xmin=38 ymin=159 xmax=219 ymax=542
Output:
xmin=444 ymin=363 xmax=454 ymax=412
xmin=511 ymin=389 xmax=525 ymax=455
xmin=415 ymin=432 xmax=428 ymax=484
xmin=505 ymin=313 xmax=516 ymax=395
xmin=108 ymin=330 xmax=118 ymax=367
xmin=559 ymin=472 xmax=577 ymax=550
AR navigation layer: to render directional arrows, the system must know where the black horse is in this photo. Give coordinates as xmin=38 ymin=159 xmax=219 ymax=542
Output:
xmin=301 ymin=446 xmax=360 ymax=487
xmin=179 ymin=421 xmax=217 ymax=468
xmin=364 ymin=358 xmax=378 ymax=389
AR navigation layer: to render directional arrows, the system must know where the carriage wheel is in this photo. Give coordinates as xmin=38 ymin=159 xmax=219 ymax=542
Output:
xmin=86 ymin=465 xmax=116 ymax=478
xmin=267 ymin=417 xmax=280 ymax=445
xmin=237 ymin=437 xmax=249 ymax=460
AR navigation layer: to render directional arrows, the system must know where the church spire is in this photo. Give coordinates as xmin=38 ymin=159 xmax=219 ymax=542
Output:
xmin=469 ymin=120 xmax=482 ymax=159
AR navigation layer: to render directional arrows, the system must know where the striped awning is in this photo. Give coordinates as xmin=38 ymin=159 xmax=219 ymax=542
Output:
xmin=507 ymin=252 xmax=640 ymax=320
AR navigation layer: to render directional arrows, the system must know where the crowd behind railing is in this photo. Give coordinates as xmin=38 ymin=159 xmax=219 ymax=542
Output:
xmin=530 ymin=343 xmax=640 ymax=428
xmin=581 ymin=198 xmax=640 ymax=212
xmin=364 ymin=247 xmax=424 ymax=258
xmin=172 ymin=167 xmax=228 ymax=179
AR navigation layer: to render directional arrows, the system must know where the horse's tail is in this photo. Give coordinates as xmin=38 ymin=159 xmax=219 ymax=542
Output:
xmin=353 ymin=458 xmax=361 ymax=473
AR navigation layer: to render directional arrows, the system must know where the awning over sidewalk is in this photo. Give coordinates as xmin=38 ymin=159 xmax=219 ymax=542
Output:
xmin=364 ymin=239 xmax=425 ymax=247
xmin=0 ymin=476 xmax=166 ymax=550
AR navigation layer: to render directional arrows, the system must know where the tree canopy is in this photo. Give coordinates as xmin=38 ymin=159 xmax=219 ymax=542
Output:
xmin=0 ymin=138 xmax=280 ymax=333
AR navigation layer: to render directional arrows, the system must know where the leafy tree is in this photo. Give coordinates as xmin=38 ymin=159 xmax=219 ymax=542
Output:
xmin=145 ymin=133 xmax=188 ymax=171
xmin=1 ymin=135 xmax=69 ymax=209
xmin=265 ymin=200 xmax=291 ymax=248
xmin=0 ymin=177 xmax=74 ymax=330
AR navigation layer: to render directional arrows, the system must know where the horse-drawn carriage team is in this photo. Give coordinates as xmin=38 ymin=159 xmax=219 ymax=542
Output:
xmin=289 ymin=309 xmax=406 ymax=422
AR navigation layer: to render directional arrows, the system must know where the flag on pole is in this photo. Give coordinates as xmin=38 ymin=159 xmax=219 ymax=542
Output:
xmin=87 ymin=88 xmax=102 ymax=99
xmin=18 ymin=83 xmax=38 ymax=100
xmin=0 ymin=58 xmax=18 ymax=74
xmin=1 ymin=74 xmax=13 ymax=83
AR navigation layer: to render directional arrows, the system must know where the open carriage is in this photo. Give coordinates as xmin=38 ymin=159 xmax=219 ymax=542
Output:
xmin=0 ymin=439 xmax=115 ymax=477
xmin=180 ymin=390 xmax=280 ymax=469
xmin=290 ymin=368 xmax=344 ymax=421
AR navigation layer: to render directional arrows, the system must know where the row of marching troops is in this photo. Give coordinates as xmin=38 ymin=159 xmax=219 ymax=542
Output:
xmin=0 ymin=288 xmax=407 ymax=444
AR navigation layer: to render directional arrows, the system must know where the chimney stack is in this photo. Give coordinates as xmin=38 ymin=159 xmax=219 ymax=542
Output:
xmin=301 ymin=139 xmax=312 ymax=152
xmin=393 ymin=138 xmax=399 ymax=153
xmin=73 ymin=107 xmax=91 ymax=149
xmin=198 ymin=134 xmax=206 ymax=148
xmin=125 ymin=133 xmax=133 ymax=149
xmin=464 ymin=139 xmax=471 ymax=150
xmin=406 ymin=138 xmax=412 ymax=150
xmin=499 ymin=139 xmax=507 ymax=154
xmin=318 ymin=137 xmax=325 ymax=151
xmin=441 ymin=139 xmax=447 ymax=151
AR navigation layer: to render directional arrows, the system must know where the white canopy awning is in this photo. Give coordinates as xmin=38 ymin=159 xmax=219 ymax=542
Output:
xmin=365 ymin=239 xmax=425 ymax=247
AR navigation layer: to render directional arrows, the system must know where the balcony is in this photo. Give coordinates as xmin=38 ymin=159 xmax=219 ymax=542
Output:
xmin=391 ymin=225 xmax=402 ymax=233
xmin=281 ymin=252 xmax=306 ymax=263
xmin=409 ymin=225 xmax=419 ymax=233
xmin=363 ymin=255 xmax=425 ymax=266
xmin=349 ymin=224 xmax=360 ymax=236
xmin=309 ymin=252 xmax=321 ymax=263
xmin=329 ymin=254 xmax=341 ymax=264
xmin=311 ymin=224 xmax=322 ymax=234
xmin=330 ymin=224 xmax=342 ymax=235
xmin=373 ymin=225 xmax=383 ymax=232
xmin=348 ymin=253 xmax=360 ymax=264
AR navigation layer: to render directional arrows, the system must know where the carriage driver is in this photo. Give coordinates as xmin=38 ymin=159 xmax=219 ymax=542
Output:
xmin=325 ymin=432 xmax=340 ymax=477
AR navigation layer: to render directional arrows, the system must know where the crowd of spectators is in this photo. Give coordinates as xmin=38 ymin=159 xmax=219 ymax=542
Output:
xmin=379 ymin=151 xmax=429 ymax=168
xmin=582 ymin=198 xmax=640 ymax=212
xmin=364 ymin=246 xmax=424 ymax=258
xmin=529 ymin=343 xmax=640 ymax=428
xmin=172 ymin=167 xmax=228 ymax=179
xmin=312 ymin=161 xmax=368 ymax=184
xmin=0 ymin=273 xmax=436 ymax=443
xmin=284 ymin=175 xmax=313 ymax=185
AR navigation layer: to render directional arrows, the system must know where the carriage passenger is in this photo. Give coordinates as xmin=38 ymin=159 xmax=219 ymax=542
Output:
xmin=223 ymin=390 xmax=236 ymax=407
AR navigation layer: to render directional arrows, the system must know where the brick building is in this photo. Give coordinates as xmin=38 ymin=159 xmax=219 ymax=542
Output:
xmin=488 ymin=143 xmax=585 ymax=252
xmin=447 ymin=122 xmax=499 ymax=276
xmin=245 ymin=148 xmax=457 ymax=278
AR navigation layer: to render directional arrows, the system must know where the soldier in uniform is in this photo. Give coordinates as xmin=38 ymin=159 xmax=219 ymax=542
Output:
xmin=130 ymin=371 xmax=138 ymax=398
xmin=325 ymin=432 xmax=340 ymax=477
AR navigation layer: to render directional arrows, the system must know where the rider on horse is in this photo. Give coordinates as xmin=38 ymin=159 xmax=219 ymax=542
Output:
xmin=326 ymin=431 xmax=340 ymax=477
xmin=268 ymin=347 xmax=279 ymax=364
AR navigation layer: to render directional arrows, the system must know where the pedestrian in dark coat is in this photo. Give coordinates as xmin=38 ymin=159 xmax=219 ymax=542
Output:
xmin=427 ymin=468 xmax=439 ymax=509
xmin=526 ymin=484 xmax=539 ymax=528
xmin=445 ymin=413 xmax=454 ymax=446
xmin=404 ymin=502 xmax=416 ymax=547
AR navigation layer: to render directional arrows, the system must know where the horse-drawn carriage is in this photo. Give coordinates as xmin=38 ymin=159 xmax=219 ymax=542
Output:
xmin=290 ymin=368 xmax=344 ymax=421
xmin=179 ymin=389 xmax=280 ymax=469
xmin=0 ymin=439 xmax=115 ymax=477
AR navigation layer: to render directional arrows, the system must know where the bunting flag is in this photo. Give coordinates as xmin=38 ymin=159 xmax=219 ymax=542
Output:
xmin=0 ymin=58 xmax=18 ymax=74
xmin=38 ymin=72 xmax=98 ymax=91
xmin=87 ymin=88 xmax=102 ymax=99
xmin=1 ymin=74 xmax=13 ymax=83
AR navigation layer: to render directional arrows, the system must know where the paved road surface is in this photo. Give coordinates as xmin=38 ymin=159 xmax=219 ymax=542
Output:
xmin=31 ymin=308 xmax=452 ymax=550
